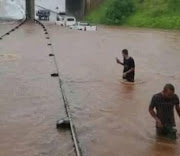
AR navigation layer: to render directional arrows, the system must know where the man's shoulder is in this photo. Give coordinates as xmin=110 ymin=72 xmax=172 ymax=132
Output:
xmin=152 ymin=93 xmax=161 ymax=99
xmin=129 ymin=57 xmax=135 ymax=66
xmin=129 ymin=57 xmax=134 ymax=61
xmin=174 ymin=94 xmax=179 ymax=98
xmin=150 ymin=93 xmax=161 ymax=107
xmin=173 ymin=94 xmax=179 ymax=100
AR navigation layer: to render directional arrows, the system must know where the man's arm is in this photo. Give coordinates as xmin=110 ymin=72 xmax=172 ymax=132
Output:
xmin=149 ymin=106 xmax=163 ymax=128
xmin=116 ymin=58 xmax=124 ymax=66
xmin=149 ymin=106 xmax=160 ymax=122
xmin=175 ymin=105 xmax=180 ymax=118
xmin=174 ymin=94 xmax=180 ymax=117
xmin=149 ymin=95 xmax=163 ymax=128
xmin=124 ymin=68 xmax=134 ymax=74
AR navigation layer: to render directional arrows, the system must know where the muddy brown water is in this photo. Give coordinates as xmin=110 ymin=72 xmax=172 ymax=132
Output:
xmin=1 ymin=22 xmax=180 ymax=156
xmin=0 ymin=22 xmax=19 ymax=37
xmin=0 ymin=22 xmax=75 ymax=156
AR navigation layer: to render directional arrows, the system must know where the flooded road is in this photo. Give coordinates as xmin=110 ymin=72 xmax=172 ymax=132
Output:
xmin=0 ymin=22 xmax=74 ymax=156
xmin=0 ymin=22 xmax=18 ymax=36
xmin=48 ymin=25 xmax=180 ymax=156
xmin=1 ymin=22 xmax=180 ymax=156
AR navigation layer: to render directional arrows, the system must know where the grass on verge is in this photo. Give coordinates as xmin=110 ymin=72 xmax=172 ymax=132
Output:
xmin=85 ymin=0 xmax=180 ymax=29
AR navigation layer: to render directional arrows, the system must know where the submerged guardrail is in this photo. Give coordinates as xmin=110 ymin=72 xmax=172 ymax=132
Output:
xmin=0 ymin=18 xmax=27 ymax=40
xmin=35 ymin=19 xmax=83 ymax=156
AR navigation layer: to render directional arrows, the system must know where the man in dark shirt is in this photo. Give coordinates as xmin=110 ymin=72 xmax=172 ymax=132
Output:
xmin=116 ymin=49 xmax=135 ymax=82
xmin=149 ymin=84 xmax=180 ymax=139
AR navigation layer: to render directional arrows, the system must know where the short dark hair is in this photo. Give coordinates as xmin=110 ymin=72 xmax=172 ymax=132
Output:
xmin=164 ymin=84 xmax=175 ymax=92
xmin=122 ymin=49 xmax=128 ymax=55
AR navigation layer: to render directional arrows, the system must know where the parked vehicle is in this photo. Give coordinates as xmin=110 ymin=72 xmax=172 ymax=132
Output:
xmin=36 ymin=10 xmax=50 ymax=21
xmin=69 ymin=24 xmax=79 ymax=30
xmin=69 ymin=22 xmax=97 ymax=31
xmin=56 ymin=15 xmax=65 ymax=26
xmin=56 ymin=16 xmax=76 ymax=27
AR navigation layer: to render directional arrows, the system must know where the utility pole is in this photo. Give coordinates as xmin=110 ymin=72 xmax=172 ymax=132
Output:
xmin=82 ymin=0 xmax=86 ymax=16
xmin=26 ymin=0 xmax=35 ymax=20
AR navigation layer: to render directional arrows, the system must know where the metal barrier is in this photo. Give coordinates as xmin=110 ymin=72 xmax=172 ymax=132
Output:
xmin=35 ymin=19 xmax=83 ymax=156
xmin=0 ymin=18 xmax=27 ymax=40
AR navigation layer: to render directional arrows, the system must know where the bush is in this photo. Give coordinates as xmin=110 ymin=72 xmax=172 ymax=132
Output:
xmin=105 ymin=0 xmax=135 ymax=25
xmin=86 ymin=0 xmax=180 ymax=29
xmin=84 ymin=0 xmax=112 ymax=24
xmin=126 ymin=13 xmax=180 ymax=29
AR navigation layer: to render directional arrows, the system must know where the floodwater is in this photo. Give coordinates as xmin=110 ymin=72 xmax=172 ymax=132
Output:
xmin=1 ymin=22 xmax=180 ymax=156
xmin=0 ymin=22 xmax=19 ymax=36
xmin=0 ymin=22 xmax=75 ymax=156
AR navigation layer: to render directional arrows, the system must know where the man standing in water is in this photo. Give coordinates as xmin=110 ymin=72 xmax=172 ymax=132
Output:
xmin=116 ymin=49 xmax=135 ymax=82
xmin=149 ymin=84 xmax=180 ymax=139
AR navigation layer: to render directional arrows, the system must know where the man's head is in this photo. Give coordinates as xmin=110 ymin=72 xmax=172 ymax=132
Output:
xmin=122 ymin=49 xmax=128 ymax=58
xmin=163 ymin=84 xmax=175 ymax=99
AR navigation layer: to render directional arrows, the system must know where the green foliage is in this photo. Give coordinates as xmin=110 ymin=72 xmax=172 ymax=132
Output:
xmin=126 ymin=13 xmax=180 ymax=29
xmin=167 ymin=0 xmax=180 ymax=15
xmin=85 ymin=0 xmax=180 ymax=29
xmin=84 ymin=0 xmax=112 ymax=24
xmin=85 ymin=0 xmax=135 ymax=25
xmin=127 ymin=0 xmax=180 ymax=29
xmin=104 ymin=0 xmax=135 ymax=24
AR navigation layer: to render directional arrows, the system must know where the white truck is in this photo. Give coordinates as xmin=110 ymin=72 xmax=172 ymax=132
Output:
xmin=69 ymin=22 xmax=97 ymax=31
xmin=56 ymin=16 xmax=76 ymax=27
